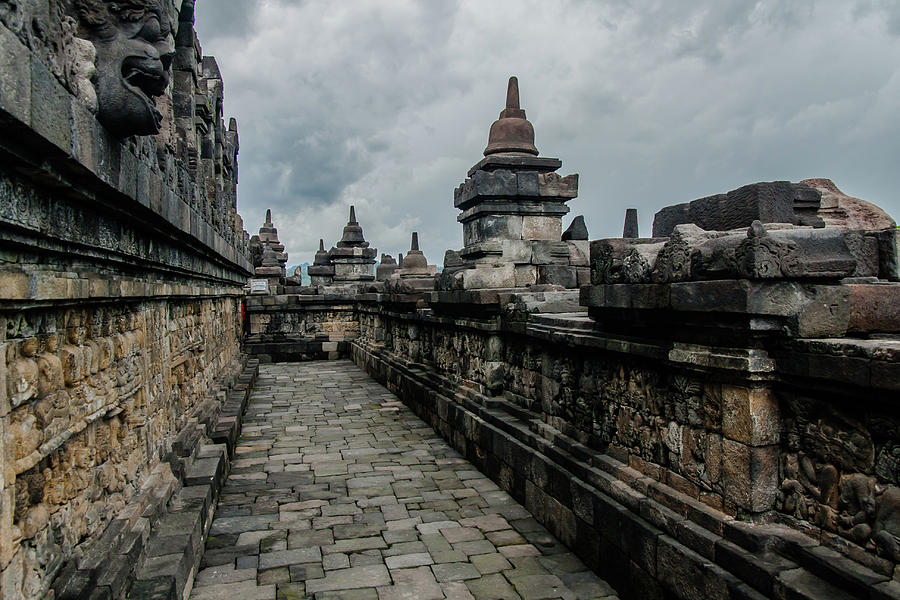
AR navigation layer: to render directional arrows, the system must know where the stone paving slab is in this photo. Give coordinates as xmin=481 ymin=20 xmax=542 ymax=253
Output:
xmin=190 ymin=361 xmax=618 ymax=600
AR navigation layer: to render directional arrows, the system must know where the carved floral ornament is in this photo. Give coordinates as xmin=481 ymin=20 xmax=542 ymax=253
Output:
xmin=73 ymin=0 xmax=177 ymax=137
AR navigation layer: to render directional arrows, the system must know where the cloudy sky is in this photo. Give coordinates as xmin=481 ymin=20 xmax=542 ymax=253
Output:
xmin=195 ymin=0 xmax=900 ymax=266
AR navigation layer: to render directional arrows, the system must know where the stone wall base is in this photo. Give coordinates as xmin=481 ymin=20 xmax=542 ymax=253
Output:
xmin=351 ymin=340 xmax=899 ymax=600
xmin=246 ymin=335 xmax=352 ymax=363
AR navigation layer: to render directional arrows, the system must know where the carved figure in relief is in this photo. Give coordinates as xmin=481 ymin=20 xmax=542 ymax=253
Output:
xmin=13 ymin=470 xmax=43 ymax=523
xmin=8 ymin=338 xmax=39 ymax=408
xmin=838 ymin=473 xmax=876 ymax=544
xmin=781 ymin=454 xmax=812 ymax=519
xmin=74 ymin=0 xmax=176 ymax=136
xmin=871 ymin=486 xmax=900 ymax=561
xmin=34 ymin=337 xmax=70 ymax=436
xmin=8 ymin=408 xmax=41 ymax=467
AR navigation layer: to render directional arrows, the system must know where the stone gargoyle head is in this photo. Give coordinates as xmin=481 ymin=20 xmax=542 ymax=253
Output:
xmin=75 ymin=0 xmax=176 ymax=137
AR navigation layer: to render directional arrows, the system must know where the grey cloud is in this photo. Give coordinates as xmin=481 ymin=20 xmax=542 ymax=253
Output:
xmin=194 ymin=1 xmax=261 ymax=40
xmin=197 ymin=0 xmax=900 ymax=265
xmin=854 ymin=0 xmax=900 ymax=35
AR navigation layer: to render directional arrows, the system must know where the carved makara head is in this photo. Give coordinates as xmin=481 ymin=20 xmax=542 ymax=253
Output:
xmin=76 ymin=0 xmax=175 ymax=136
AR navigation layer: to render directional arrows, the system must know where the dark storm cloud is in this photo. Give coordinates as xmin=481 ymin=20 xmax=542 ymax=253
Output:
xmin=195 ymin=0 xmax=900 ymax=265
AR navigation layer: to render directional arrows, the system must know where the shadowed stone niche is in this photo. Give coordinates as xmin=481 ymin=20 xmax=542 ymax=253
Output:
xmin=74 ymin=0 xmax=177 ymax=136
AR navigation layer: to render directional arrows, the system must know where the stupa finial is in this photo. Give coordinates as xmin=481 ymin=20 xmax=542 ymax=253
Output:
xmin=506 ymin=76 xmax=520 ymax=110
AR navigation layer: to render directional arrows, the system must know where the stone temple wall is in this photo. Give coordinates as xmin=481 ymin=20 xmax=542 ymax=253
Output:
xmin=0 ymin=1 xmax=252 ymax=598
xmin=348 ymin=285 xmax=900 ymax=599
xmin=244 ymin=296 xmax=360 ymax=362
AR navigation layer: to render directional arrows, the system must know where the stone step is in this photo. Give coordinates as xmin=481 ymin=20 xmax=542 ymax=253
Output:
xmin=184 ymin=445 xmax=226 ymax=488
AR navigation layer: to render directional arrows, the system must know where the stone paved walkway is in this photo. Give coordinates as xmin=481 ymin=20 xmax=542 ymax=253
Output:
xmin=190 ymin=361 xmax=618 ymax=600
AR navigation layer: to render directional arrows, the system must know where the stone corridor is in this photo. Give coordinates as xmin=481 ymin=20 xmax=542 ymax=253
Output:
xmin=189 ymin=361 xmax=618 ymax=600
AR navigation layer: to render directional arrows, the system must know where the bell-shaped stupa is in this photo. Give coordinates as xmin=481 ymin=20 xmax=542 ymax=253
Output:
xmin=484 ymin=77 xmax=538 ymax=156
xmin=308 ymin=238 xmax=335 ymax=285
xmin=337 ymin=206 xmax=369 ymax=248
xmin=329 ymin=205 xmax=376 ymax=281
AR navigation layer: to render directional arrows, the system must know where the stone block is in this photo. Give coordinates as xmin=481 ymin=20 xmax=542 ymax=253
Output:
xmin=512 ymin=291 xmax=582 ymax=313
xmin=523 ymin=216 xmax=562 ymax=241
xmin=538 ymin=172 xmax=579 ymax=198
xmin=848 ymin=284 xmax=900 ymax=333
xmin=538 ymin=265 xmax=577 ymax=288
xmin=459 ymin=264 xmax=515 ymax=289
xmin=721 ymin=386 xmax=780 ymax=446
xmin=652 ymin=181 xmax=819 ymax=237
xmin=136 ymin=162 xmax=151 ymax=209
xmin=500 ymin=239 xmax=531 ymax=263
xmin=473 ymin=169 xmax=518 ymax=198
xmin=517 ymin=171 xmax=539 ymax=196
xmin=871 ymin=360 xmax=900 ymax=391
xmin=184 ymin=455 xmax=223 ymax=487
xmin=463 ymin=215 xmax=524 ymax=246
xmin=775 ymin=567 xmax=858 ymax=600
xmin=656 ymin=535 xmax=732 ymax=600
xmin=305 ymin=564 xmax=390 ymax=593
xmin=793 ymin=284 xmax=851 ymax=338
xmin=70 ymin=99 xmax=100 ymax=174
xmin=576 ymin=267 xmax=590 ymax=287
xmin=567 ymin=240 xmax=590 ymax=267
xmin=31 ymin=274 xmax=67 ymax=300
xmin=52 ymin=562 xmax=94 ymax=600
xmin=128 ymin=576 xmax=176 ymax=599
xmin=0 ymin=26 xmax=32 ymax=124
xmin=119 ymin=148 xmax=139 ymax=200
xmin=0 ymin=484 xmax=16 ymax=569
xmin=514 ymin=265 xmax=538 ymax=287
xmin=96 ymin=126 xmax=122 ymax=188
xmin=30 ymin=55 xmax=70 ymax=152
xmin=259 ymin=547 xmax=322 ymax=570
xmin=877 ymin=228 xmax=899 ymax=281
xmin=531 ymin=241 xmax=570 ymax=265
xmin=720 ymin=440 xmax=778 ymax=513
xmin=468 ymin=154 xmax=562 ymax=176
xmin=0 ymin=345 xmax=7 ymax=420
xmin=0 ymin=273 xmax=30 ymax=300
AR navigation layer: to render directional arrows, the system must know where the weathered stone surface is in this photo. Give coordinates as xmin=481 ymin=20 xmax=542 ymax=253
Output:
xmin=523 ymin=216 xmax=562 ymax=241
xmin=652 ymin=181 xmax=824 ymax=237
xmin=75 ymin=1 xmax=177 ymax=137
xmin=848 ymin=283 xmax=900 ymax=333
xmin=803 ymin=178 xmax=896 ymax=231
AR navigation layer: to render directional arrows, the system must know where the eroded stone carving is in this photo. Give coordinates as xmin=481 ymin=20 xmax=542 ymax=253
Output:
xmin=74 ymin=0 xmax=176 ymax=136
